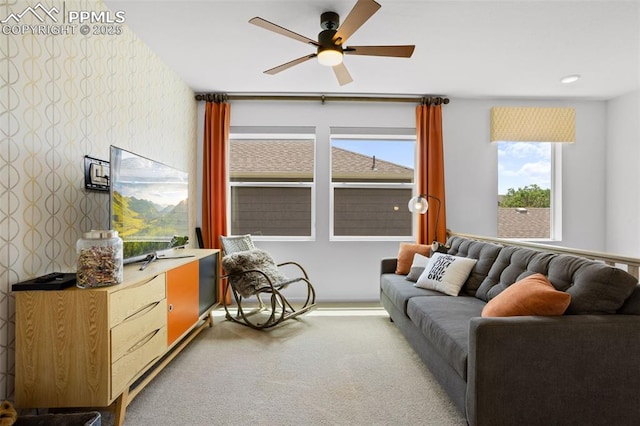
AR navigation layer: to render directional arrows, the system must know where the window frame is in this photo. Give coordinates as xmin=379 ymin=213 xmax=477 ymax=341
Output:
xmin=227 ymin=132 xmax=316 ymax=242
xmin=329 ymin=133 xmax=417 ymax=242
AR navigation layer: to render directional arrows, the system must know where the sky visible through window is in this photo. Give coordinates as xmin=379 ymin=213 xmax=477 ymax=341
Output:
xmin=498 ymin=142 xmax=551 ymax=195
xmin=332 ymin=139 xmax=415 ymax=168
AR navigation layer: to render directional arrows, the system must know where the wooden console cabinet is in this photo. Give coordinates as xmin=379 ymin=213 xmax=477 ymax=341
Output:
xmin=14 ymin=249 xmax=219 ymax=426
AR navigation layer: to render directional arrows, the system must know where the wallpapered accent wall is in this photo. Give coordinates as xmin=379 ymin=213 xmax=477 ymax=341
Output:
xmin=0 ymin=0 xmax=198 ymax=399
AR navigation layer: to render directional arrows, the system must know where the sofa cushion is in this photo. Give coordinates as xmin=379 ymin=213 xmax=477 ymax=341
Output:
xmin=546 ymin=255 xmax=637 ymax=314
xmin=407 ymin=295 xmax=486 ymax=380
xmin=619 ymin=285 xmax=640 ymax=314
xmin=481 ymin=273 xmax=571 ymax=317
xmin=380 ymin=273 xmax=443 ymax=314
xmin=396 ymin=243 xmax=431 ymax=274
xmin=476 ymin=246 xmax=555 ymax=302
xmin=415 ymin=253 xmax=478 ymax=296
xmin=446 ymin=236 xmax=503 ymax=296
xmin=475 ymin=246 xmax=637 ymax=314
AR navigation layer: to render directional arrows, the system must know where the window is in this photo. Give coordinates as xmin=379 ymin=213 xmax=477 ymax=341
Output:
xmin=497 ymin=141 xmax=561 ymax=240
xmin=330 ymin=136 xmax=416 ymax=240
xmin=229 ymin=134 xmax=315 ymax=239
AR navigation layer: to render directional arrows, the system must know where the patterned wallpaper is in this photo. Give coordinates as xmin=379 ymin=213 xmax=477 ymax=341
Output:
xmin=0 ymin=0 xmax=198 ymax=399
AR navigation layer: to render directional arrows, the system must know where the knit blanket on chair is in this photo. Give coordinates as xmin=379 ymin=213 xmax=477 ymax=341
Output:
xmin=222 ymin=249 xmax=290 ymax=298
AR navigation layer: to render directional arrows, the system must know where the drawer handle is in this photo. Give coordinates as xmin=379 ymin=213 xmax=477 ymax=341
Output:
xmin=125 ymin=329 xmax=160 ymax=356
xmin=128 ymin=275 xmax=163 ymax=289
xmin=123 ymin=301 xmax=160 ymax=322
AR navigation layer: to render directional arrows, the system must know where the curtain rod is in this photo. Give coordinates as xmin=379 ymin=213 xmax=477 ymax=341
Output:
xmin=194 ymin=93 xmax=450 ymax=105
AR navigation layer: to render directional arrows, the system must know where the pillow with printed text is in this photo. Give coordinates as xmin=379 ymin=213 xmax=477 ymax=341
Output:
xmin=415 ymin=252 xmax=477 ymax=296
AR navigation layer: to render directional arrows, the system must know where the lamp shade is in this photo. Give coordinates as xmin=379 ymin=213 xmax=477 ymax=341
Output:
xmin=408 ymin=194 xmax=442 ymax=242
xmin=408 ymin=195 xmax=429 ymax=214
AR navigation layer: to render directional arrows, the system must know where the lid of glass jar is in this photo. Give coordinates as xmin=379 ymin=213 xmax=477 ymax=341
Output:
xmin=83 ymin=230 xmax=119 ymax=239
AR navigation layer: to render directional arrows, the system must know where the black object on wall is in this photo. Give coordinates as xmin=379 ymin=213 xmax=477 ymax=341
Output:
xmin=84 ymin=155 xmax=110 ymax=191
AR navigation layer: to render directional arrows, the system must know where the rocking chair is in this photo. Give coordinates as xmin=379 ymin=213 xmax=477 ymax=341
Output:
xmin=220 ymin=235 xmax=317 ymax=330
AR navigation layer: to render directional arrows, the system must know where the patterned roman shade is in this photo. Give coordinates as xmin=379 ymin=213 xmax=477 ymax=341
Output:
xmin=490 ymin=107 xmax=575 ymax=143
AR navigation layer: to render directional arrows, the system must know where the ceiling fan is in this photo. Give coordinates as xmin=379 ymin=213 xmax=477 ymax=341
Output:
xmin=249 ymin=0 xmax=415 ymax=86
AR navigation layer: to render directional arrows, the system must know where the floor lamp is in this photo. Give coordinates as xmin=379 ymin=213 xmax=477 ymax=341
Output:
xmin=407 ymin=194 xmax=442 ymax=245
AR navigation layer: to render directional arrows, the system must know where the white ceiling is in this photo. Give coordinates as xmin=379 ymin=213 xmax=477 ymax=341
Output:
xmin=103 ymin=0 xmax=640 ymax=99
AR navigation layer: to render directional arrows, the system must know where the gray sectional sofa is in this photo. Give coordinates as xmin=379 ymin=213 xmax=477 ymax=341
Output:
xmin=380 ymin=235 xmax=640 ymax=426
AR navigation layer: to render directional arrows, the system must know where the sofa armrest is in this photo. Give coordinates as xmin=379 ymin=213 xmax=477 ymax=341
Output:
xmin=380 ymin=258 xmax=397 ymax=275
xmin=467 ymin=315 xmax=640 ymax=426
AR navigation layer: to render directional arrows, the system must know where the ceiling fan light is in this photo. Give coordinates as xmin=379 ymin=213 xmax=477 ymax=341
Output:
xmin=317 ymin=49 xmax=343 ymax=66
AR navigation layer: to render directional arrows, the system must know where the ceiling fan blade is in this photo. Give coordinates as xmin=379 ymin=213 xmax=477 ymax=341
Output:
xmin=333 ymin=62 xmax=353 ymax=86
xmin=345 ymin=45 xmax=415 ymax=58
xmin=333 ymin=0 xmax=381 ymax=45
xmin=249 ymin=17 xmax=319 ymax=46
xmin=264 ymin=54 xmax=317 ymax=75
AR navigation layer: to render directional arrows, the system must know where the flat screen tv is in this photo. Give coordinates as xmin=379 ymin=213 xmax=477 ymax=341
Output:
xmin=109 ymin=145 xmax=189 ymax=265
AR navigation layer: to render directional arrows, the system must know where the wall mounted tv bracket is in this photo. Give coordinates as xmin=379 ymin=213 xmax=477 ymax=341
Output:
xmin=84 ymin=155 xmax=110 ymax=191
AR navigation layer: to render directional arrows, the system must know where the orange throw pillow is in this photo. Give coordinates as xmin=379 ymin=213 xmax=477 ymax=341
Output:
xmin=481 ymin=273 xmax=571 ymax=317
xmin=396 ymin=243 xmax=431 ymax=275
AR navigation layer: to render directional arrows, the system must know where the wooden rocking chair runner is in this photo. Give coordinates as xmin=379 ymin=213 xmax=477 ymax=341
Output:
xmin=220 ymin=236 xmax=316 ymax=330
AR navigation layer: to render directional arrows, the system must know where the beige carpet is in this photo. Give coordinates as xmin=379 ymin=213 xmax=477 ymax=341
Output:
xmin=108 ymin=308 xmax=467 ymax=426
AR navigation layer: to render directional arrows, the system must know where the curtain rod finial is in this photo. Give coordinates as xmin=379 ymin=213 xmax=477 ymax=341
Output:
xmin=419 ymin=96 xmax=450 ymax=106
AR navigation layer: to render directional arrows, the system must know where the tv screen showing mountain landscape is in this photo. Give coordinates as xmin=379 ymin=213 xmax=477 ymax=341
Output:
xmin=110 ymin=146 xmax=189 ymax=263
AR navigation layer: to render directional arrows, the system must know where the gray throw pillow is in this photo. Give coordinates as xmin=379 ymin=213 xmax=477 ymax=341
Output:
xmin=406 ymin=253 xmax=430 ymax=282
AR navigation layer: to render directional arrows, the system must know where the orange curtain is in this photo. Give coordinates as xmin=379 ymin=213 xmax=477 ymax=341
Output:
xmin=416 ymin=102 xmax=447 ymax=245
xmin=202 ymin=100 xmax=230 ymax=249
xmin=202 ymin=99 xmax=230 ymax=301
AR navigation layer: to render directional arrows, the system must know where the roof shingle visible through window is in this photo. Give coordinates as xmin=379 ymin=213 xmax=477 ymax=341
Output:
xmin=230 ymin=140 xmax=314 ymax=179
xmin=498 ymin=207 xmax=550 ymax=238
xmin=331 ymin=146 xmax=413 ymax=181
xmin=230 ymin=139 xmax=414 ymax=182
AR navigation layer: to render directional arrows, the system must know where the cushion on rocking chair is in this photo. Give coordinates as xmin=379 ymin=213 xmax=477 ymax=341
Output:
xmin=222 ymin=249 xmax=292 ymax=298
